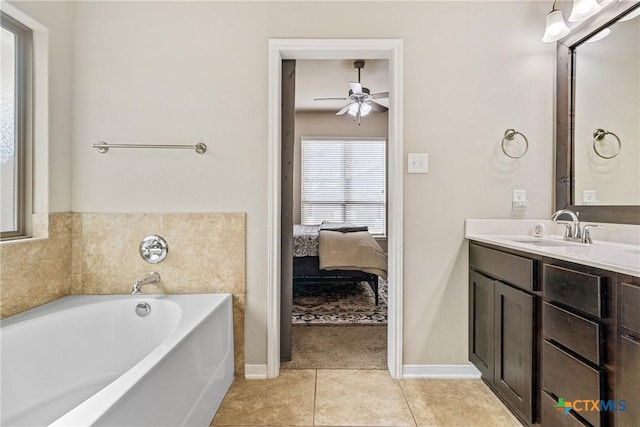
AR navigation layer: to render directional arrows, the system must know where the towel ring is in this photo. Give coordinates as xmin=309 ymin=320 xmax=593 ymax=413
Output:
xmin=501 ymin=129 xmax=529 ymax=159
xmin=593 ymin=129 xmax=621 ymax=159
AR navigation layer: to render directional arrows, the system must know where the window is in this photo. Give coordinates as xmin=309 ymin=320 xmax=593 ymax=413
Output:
xmin=301 ymin=137 xmax=386 ymax=235
xmin=1 ymin=12 xmax=31 ymax=239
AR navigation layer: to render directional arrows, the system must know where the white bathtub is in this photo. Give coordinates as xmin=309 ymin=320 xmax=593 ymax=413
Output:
xmin=1 ymin=294 xmax=234 ymax=426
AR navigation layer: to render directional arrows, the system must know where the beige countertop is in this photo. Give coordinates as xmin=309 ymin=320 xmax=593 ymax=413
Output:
xmin=465 ymin=219 xmax=640 ymax=278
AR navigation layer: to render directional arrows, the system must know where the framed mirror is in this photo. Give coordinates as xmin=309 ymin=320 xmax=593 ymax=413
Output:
xmin=556 ymin=1 xmax=640 ymax=224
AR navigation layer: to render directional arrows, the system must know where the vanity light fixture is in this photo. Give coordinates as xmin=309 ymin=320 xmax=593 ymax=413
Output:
xmin=618 ymin=8 xmax=640 ymax=22
xmin=542 ymin=0 xmax=571 ymax=42
xmin=569 ymin=0 xmax=602 ymax=22
xmin=586 ymin=27 xmax=610 ymax=42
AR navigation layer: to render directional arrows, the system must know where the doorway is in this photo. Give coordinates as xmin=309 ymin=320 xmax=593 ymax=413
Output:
xmin=267 ymin=39 xmax=404 ymax=378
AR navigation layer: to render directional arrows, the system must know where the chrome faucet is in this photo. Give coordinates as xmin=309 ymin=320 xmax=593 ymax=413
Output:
xmin=551 ymin=209 xmax=599 ymax=244
xmin=131 ymin=272 xmax=161 ymax=294
xmin=551 ymin=209 xmax=581 ymax=241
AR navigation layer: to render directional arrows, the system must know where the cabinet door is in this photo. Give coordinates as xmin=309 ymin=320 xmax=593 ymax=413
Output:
xmin=494 ymin=281 xmax=534 ymax=424
xmin=469 ymin=270 xmax=495 ymax=383
xmin=619 ymin=334 xmax=640 ymax=427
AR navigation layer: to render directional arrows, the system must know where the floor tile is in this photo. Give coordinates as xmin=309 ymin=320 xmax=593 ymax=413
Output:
xmin=400 ymin=379 xmax=522 ymax=426
xmin=210 ymin=370 xmax=316 ymax=426
xmin=314 ymin=370 xmax=416 ymax=426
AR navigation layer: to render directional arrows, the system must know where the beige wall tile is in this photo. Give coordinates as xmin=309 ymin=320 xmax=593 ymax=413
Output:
xmin=79 ymin=213 xmax=164 ymax=294
xmin=0 ymin=213 xmax=72 ymax=318
xmin=70 ymin=213 xmax=83 ymax=294
xmin=233 ymin=293 xmax=245 ymax=376
xmin=162 ymin=213 xmax=245 ymax=294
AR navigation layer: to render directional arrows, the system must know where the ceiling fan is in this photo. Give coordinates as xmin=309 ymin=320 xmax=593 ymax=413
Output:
xmin=313 ymin=60 xmax=389 ymax=124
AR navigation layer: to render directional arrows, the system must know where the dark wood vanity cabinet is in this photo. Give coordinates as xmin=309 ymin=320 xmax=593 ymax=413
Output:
xmin=469 ymin=239 xmax=640 ymax=426
xmin=540 ymin=260 xmax=617 ymax=427
xmin=469 ymin=243 xmax=540 ymax=426
xmin=618 ymin=276 xmax=640 ymax=427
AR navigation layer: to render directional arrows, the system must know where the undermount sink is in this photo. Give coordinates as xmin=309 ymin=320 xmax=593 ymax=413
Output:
xmin=505 ymin=238 xmax=582 ymax=248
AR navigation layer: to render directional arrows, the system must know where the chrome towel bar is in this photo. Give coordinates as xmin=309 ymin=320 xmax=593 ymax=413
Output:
xmin=92 ymin=141 xmax=207 ymax=154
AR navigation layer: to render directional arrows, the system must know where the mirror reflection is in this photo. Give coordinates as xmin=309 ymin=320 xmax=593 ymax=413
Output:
xmin=573 ymin=13 xmax=640 ymax=206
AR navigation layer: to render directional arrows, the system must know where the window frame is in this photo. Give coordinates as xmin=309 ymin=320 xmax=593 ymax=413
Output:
xmin=1 ymin=12 xmax=32 ymax=240
xmin=300 ymin=136 xmax=387 ymax=236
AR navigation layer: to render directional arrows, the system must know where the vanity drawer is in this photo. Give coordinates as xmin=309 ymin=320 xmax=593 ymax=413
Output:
xmin=543 ymin=264 xmax=605 ymax=318
xmin=621 ymin=282 xmax=640 ymax=335
xmin=543 ymin=302 xmax=603 ymax=365
xmin=469 ymin=244 xmax=534 ymax=291
xmin=543 ymin=340 xmax=604 ymax=427
xmin=541 ymin=391 xmax=588 ymax=427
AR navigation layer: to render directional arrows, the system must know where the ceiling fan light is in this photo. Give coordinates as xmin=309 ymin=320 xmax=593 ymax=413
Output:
xmin=347 ymin=102 xmax=372 ymax=117
xmin=347 ymin=103 xmax=360 ymax=116
xmin=542 ymin=9 xmax=571 ymax=42
xmin=568 ymin=0 xmax=602 ymax=23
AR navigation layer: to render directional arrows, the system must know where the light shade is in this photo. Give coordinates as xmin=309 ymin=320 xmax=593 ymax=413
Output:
xmin=618 ymin=8 xmax=640 ymax=22
xmin=542 ymin=10 xmax=571 ymax=43
xmin=347 ymin=102 xmax=372 ymax=117
xmin=586 ymin=27 xmax=610 ymax=42
xmin=569 ymin=0 xmax=602 ymax=22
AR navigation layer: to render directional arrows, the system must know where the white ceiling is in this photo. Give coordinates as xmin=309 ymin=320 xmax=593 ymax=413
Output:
xmin=295 ymin=59 xmax=389 ymax=112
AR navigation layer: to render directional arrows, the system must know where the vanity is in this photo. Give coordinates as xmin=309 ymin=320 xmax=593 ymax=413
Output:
xmin=466 ymin=220 xmax=640 ymax=427
xmin=466 ymin=1 xmax=640 ymax=425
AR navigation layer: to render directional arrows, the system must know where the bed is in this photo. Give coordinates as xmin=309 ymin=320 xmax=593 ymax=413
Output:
xmin=293 ymin=224 xmax=387 ymax=305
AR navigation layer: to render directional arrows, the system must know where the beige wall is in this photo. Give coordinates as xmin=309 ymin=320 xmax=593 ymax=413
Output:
xmin=7 ymin=1 xmax=556 ymax=368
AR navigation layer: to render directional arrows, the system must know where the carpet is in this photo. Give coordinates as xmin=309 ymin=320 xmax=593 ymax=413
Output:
xmin=292 ymin=279 xmax=387 ymax=325
xmin=280 ymin=325 xmax=387 ymax=370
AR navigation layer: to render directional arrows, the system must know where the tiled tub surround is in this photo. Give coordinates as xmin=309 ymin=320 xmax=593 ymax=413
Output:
xmin=0 ymin=213 xmax=73 ymax=318
xmin=1 ymin=212 xmax=246 ymax=374
xmin=465 ymin=219 xmax=640 ymax=277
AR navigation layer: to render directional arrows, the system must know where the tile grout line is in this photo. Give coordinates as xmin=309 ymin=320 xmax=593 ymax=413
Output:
xmin=313 ymin=368 xmax=318 ymax=426
xmin=397 ymin=380 xmax=419 ymax=427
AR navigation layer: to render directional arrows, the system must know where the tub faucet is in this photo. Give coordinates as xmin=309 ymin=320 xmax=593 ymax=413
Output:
xmin=551 ymin=209 xmax=581 ymax=241
xmin=132 ymin=272 xmax=161 ymax=294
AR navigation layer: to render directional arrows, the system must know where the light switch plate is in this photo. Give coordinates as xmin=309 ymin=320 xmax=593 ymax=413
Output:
xmin=408 ymin=153 xmax=428 ymax=173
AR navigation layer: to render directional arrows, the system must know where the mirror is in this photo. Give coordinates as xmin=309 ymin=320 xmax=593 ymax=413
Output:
xmin=556 ymin=1 xmax=640 ymax=224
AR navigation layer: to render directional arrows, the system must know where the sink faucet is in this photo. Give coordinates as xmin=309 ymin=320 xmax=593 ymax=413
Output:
xmin=132 ymin=272 xmax=161 ymax=294
xmin=551 ymin=209 xmax=581 ymax=241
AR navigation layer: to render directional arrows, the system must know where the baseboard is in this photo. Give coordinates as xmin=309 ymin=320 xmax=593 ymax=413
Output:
xmin=244 ymin=364 xmax=268 ymax=379
xmin=402 ymin=364 xmax=481 ymax=379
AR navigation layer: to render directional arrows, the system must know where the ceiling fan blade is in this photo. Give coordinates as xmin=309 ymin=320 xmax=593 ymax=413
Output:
xmin=369 ymin=101 xmax=389 ymax=113
xmin=371 ymin=92 xmax=389 ymax=99
xmin=349 ymin=82 xmax=363 ymax=95
xmin=314 ymin=97 xmax=348 ymax=101
xmin=336 ymin=103 xmax=352 ymax=116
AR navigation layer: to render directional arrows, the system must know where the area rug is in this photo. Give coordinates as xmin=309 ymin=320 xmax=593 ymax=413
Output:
xmin=292 ymin=279 xmax=388 ymax=325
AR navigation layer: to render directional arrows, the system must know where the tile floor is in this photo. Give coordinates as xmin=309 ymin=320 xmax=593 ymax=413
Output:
xmin=211 ymin=369 xmax=523 ymax=427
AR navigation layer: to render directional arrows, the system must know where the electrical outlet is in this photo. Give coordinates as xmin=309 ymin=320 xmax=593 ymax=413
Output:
xmin=512 ymin=189 xmax=529 ymax=210
xmin=583 ymin=190 xmax=597 ymax=204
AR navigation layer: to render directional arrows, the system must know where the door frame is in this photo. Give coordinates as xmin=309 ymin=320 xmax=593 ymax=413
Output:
xmin=267 ymin=39 xmax=404 ymax=378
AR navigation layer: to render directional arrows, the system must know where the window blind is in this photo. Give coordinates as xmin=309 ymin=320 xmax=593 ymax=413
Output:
xmin=301 ymin=138 xmax=386 ymax=235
